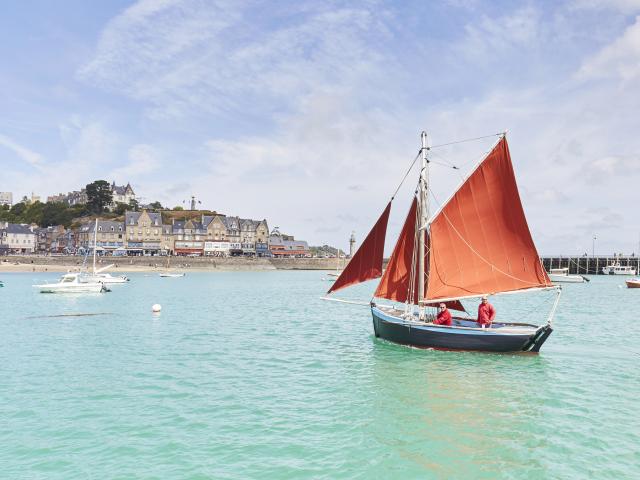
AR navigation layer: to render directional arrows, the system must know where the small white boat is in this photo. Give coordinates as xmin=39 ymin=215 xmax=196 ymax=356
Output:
xmin=547 ymin=268 xmax=587 ymax=283
xmin=159 ymin=273 xmax=185 ymax=278
xmin=602 ymin=262 xmax=637 ymax=275
xmin=33 ymin=273 xmax=108 ymax=293
xmin=625 ymin=278 xmax=640 ymax=288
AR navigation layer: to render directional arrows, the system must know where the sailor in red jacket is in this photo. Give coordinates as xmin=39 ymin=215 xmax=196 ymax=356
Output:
xmin=435 ymin=303 xmax=452 ymax=326
xmin=477 ymin=296 xmax=496 ymax=327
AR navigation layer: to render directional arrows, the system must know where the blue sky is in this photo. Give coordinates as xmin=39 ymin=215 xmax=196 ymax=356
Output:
xmin=1 ymin=0 xmax=639 ymax=255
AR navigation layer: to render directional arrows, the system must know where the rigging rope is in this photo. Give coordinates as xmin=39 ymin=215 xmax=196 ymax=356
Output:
xmin=389 ymin=132 xmax=503 ymax=201
xmin=391 ymin=150 xmax=422 ymax=200
xmin=429 ymin=132 xmax=504 ymax=149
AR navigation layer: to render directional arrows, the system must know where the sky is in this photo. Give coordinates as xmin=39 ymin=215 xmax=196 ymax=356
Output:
xmin=1 ymin=0 xmax=639 ymax=255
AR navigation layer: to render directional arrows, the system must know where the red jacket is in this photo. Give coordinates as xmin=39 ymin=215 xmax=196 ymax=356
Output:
xmin=435 ymin=309 xmax=452 ymax=326
xmin=477 ymin=302 xmax=496 ymax=325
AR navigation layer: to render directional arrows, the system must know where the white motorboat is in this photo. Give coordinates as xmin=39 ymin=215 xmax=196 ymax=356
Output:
xmin=547 ymin=267 xmax=588 ymax=283
xmin=602 ymin=262 xmax=637 ymax=275
xmin=33 ymin=273 xmax=108 ymax=293
xmin=159 ymin=273 xmax=185 ymax=278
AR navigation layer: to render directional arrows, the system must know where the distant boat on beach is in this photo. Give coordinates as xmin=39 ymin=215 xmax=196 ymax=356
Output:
xmin=158 ymin=256 xmax=185 ymax=277
xmin=324 ymin=131 xmax=561 ymax=353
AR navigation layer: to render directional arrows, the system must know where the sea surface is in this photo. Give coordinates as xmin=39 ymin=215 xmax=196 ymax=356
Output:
xmin=0 ymin=271 xmax=638 ymax=479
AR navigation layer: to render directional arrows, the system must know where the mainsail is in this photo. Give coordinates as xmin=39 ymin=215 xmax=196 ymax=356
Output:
xmin=374 ymin=197 xmax=466 ymax=311
xmin=425 ymin=137 xmax=551 ymax=300
xmin=327 ymin=202 xmax=391 ymax=294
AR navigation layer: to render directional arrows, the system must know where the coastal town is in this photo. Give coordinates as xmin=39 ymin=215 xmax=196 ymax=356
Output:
xmin=0 ymin=181 xmax=346 ymax=258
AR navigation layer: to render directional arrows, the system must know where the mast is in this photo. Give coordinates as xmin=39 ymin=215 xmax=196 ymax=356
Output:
xmin=418 ymin=131 xmax=429 ymax=311
xmin=93 ymin=218 xmax=98 ymax=274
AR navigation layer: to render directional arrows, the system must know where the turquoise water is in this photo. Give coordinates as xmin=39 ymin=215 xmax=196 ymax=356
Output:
xmin=0 ymin=271 xmax=638 ymax=479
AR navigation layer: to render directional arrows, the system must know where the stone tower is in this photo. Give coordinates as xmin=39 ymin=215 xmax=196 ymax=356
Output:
xmin=349 ymin=231 xmax=356 ymax=258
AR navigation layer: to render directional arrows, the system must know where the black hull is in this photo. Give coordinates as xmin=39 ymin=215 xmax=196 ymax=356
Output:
xmin=372 ymin=307 xmax=552 ymax=353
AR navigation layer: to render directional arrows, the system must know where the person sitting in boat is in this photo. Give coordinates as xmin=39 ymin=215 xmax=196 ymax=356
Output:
xmin=434 ymin=303 xmax=452 ymax=326
xmin=477 ymin=296 xmax=496 ymax=327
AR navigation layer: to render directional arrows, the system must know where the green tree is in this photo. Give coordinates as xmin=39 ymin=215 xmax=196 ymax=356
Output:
xmin=9 ymin=202 xmax=27 ymax=220
xmin=41 ymin=202 xmax=75 ymax=227
xmin=128 ymin=199 xmax=140 ymax=211
xmin=148 ymin=201 xmax=163 ymax=210
xmin=172 ymin=206 xmax=184 ymax=211
xmin=113 ymin=202 xmax=129 ymax=215
xmin=23 ymin=201 xmax=44 ymax=225
xmin=86 ymin=180 xmax=113 ymax=213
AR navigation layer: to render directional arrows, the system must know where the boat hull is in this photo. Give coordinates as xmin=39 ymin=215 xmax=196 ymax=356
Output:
xmin=371 ymin=306 xmax=552 ymax=353
xmin=548 ymin=273 xmax=585 ymax=283
xmin=34 ymin=284 xmax=106 ymax=293
xmin=626 ymin=279 xmax=640 ymax=288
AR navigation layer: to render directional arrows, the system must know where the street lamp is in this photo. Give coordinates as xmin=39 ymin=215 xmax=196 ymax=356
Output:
xmin=592 ymin=235 xmax=597 ymax=257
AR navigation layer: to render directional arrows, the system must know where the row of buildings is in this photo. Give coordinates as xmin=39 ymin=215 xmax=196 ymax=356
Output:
xmin=0 ymin=211 xmax=311 ymax=257
xmin=47 ymin=182 xmax=136 ymax=210
xmin=0 ymin=182 xmax=136 ymax=210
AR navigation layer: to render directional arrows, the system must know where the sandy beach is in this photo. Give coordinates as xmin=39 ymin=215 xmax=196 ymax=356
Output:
xmin=0 ymin=255 xmax=340 ymax=273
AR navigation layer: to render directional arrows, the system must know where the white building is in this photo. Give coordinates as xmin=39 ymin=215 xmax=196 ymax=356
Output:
xmin=0 ymin=192 xmax=12 ymax=207
xmin=0 ymin=222 xmax=36 ymax=253
xmin=111 ymin=182 xmax=136 ymax=208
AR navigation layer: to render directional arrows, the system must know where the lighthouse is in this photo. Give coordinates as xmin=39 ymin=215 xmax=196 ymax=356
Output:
xmin=349 ymin=231 xmax=356 ymax=258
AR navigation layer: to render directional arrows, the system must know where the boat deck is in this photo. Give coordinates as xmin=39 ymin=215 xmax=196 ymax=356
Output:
xmin=376 ymin=305 xmax=540 ymax=335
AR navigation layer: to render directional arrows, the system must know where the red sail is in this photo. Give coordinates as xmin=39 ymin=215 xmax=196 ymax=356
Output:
xmin=426 ymin=137 xmax=551 ymax=300
xmin=375 ymin=197 xmax=466 ymax=312
xmin=374 ymin=197 xmax=418 ymax=303
xmin=327 ymin=202 xmax=391 ymax=294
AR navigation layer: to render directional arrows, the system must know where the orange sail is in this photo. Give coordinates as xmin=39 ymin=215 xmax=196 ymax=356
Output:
xmin=327 ymin=202 xmax=391 ymax=294
xmin=375 ymin=197 xmax=466 ymax=312
xmin=426 ymin=137 xmax=551 ymax=300
xmin=374 ymin=197 xmax=419 ymax=303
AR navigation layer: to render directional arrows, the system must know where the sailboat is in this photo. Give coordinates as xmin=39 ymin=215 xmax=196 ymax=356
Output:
xmin=159 ymin=255 xmax=185 ymax=277
xmin=84 ymin=219 xmax=129 ymax=284
xmin=324 ymin=132 xmax=561 ymax=353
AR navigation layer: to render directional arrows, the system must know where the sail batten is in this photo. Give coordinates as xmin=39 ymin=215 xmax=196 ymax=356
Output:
xmin=326 ymin=202 xmax=391 ymax=295
xmin=425 ymin=137 xmax=550 ymax=300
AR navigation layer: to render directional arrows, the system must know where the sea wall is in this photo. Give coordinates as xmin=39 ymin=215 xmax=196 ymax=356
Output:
xmin=1 ymin=255 xmax=344 ymax=271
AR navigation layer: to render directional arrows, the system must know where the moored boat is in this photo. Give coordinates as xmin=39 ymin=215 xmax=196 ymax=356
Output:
xmin=602 ymin=262 xmax=637 ymax=275
xmin=324 ymin=132 xmax=561 ymax=353
xmin=33 ymin=273 xmax=108 ymax=293
xmin=548 ymin=267 xmax=588 ymax=283
xmin=159 ymin=272 xmax=185 ymax=278
xmin=625 ymin=278 xmax=640 ymax=288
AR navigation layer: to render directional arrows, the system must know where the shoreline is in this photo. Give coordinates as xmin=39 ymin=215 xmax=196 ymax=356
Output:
xmin=0 ymin=255 xmax=344 ymax=273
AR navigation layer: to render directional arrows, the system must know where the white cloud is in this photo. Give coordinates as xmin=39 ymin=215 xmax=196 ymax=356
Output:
xmin=78 ymin=1 xmax=394 ymax=119
xmin=578 ymin=15 xmax=640 ymax=80
xmin=0 ymin=134 xmax=43 ymax=167
xmin=109 ymin=144 xmax=161 ymax=179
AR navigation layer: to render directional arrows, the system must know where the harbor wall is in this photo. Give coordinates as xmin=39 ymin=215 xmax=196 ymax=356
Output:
xmin=540 ymin=256 xmax=640 ymax=275
xmin=0 ymin=255 xmax=344 ymax=271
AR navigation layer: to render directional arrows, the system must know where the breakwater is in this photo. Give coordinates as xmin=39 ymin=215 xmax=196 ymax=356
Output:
xmin=540 ymin=256 xmax=640 ymax=275
xmin=1 ymin=255 xmax=345 ymax=271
